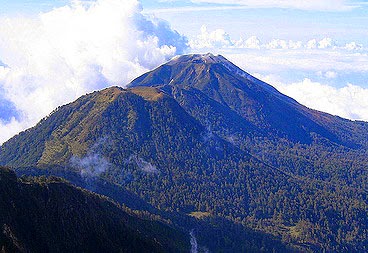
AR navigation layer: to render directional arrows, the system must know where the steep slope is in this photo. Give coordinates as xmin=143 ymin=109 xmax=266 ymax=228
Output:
xmin=0 ymin=167 xmax=189 ymax=253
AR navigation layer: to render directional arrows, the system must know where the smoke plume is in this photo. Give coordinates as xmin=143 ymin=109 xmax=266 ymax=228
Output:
xmin=190 ymin=230 xmax=198 ymax=253
xmin=125 ymin=155 xmax=159 ymax=174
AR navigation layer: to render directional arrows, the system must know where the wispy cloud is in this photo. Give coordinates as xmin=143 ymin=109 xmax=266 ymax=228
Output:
xmin=144 ymin=5 xmax=253 ymax=14
xmin=151 ymin=0 xmax=362 ymax=12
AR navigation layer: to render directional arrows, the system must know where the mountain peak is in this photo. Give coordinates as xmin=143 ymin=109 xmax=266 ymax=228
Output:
xmin=169 ymin=53 xmax=229 ymax=65
xmin=128 ymin=53 xmax=252 ymax=90
xmin=128 ymin=53 xmax=286 ymax=103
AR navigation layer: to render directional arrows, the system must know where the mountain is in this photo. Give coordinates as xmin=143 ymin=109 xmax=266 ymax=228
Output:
xmin=129 ymin=53 xmax=368 ymax=188
xmin=1 ymin=53 xmax=368 ymax=252
xmin=130 ymin=53 xmax=368 ymax=147
xmin=0 ymin=167 xmax=189 ymax=253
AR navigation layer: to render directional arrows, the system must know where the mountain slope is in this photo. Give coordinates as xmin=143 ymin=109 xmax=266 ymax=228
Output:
xmin=130 ymin=53 xmax=368 ymax=148
xmin=0 ymin=86 xmax=301 ymax=252
xmin=0 ymin=167 xmax=189 ymax=253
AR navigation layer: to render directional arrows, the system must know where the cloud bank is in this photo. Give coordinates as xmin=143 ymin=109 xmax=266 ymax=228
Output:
xmin=281 ymin=80 xmax=368 ymax=121
xmin=253 ymin=74 xmax=368 ymax=121
xmin=0 ymin=0 xmax=188 ymax=144
xmin=190 ymin=26 xmax=365 ymax=51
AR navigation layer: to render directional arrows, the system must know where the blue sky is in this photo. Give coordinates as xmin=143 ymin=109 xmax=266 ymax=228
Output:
xmin=1 ymin=0 xmax=367 ymax=44
xmin=0 ymin=0 xmax=66 ymax=14
xmin=0 ymin=0 xmax=367 ymax=143
xmin=143 ymin=0 xmax=368 ymax=42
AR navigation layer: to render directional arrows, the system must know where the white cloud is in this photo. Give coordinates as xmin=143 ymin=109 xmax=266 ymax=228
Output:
xmin=190 ymin=27 xmax=365 ymax=52
xmin=0 ymin=117 xmax=27 ymax=146
xmin=244 ymin=37 xmax=339 ymax=50
xmin=241 ymin=36 xmax=262 ymax=49
xmin=306 ymin=39 xmax=318 ymax=49
xmin=266 ymin=39 xmax=288 ymax=49
xmin=253 ymin=74 xmax=368 ymax=121
xmin=188 ymin=0 xmax=358 ymax=11
xmin=345 ymin=41 xmax=363 ymax=50
xmin=317 ymin=70 xmax=338 ymax=79
xmin=288 ymin=40 xmax=303 ymax=50
xmin=189 ymin=25 xmax=233 ymax=49
xmin=318 ymin=37 xmax=336 ymax=49
xmin=279 ymin=79 xmax=368 ymax=121
xmin=0 ymin=0 xmax=187 ymax=144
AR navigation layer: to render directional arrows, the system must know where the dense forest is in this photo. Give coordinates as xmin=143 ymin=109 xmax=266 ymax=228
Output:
xmin=1 ymin=54 xmax=368 ymax=252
